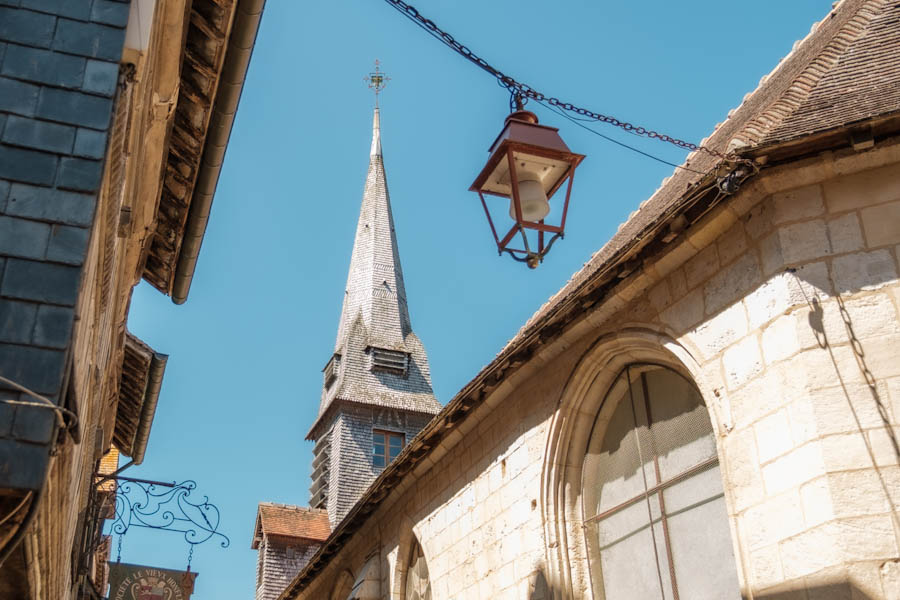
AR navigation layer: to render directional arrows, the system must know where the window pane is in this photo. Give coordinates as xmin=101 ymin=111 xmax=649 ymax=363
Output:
xmin=664 ymin=465 xmax=741 ymax=599
xmin=584 ymin=372 xmax=654 ymax=518
xmin=373 ymin=455 xmax=385 ymax=468
xmin=373 ymin=442 xmax=385 ymax=454
xmin=643 ymin=367 xmax=716 ymax=481
xmin=591 ymin=497 xmax=672 ymax=600
xmin=373 ymin=432 xmax=385 ymax=445
xmin=389 ymin=436 xmax=403 ymax=449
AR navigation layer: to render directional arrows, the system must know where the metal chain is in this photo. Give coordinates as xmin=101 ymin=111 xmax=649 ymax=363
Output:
xmin=382 ymin=0 xmax=736 ymax=161
xmin=116 ymin=534 xmax=123 ymax=563
xmin=186 ymin=544 xmax=194 ymax=570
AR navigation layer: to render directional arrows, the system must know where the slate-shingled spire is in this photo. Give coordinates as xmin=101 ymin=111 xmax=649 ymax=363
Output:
xmin=308 ymin=107 xmax=440 ymax=526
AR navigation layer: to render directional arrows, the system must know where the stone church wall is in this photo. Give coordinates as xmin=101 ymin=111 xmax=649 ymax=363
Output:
xmin=293 ymin=147 xmax=900 ymax=599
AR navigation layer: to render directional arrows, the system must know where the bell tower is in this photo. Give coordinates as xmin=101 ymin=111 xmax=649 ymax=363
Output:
xmin=307 ymin=66 xmax=440 ymax=526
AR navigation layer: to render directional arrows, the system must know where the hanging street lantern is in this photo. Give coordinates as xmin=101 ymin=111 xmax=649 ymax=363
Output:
xmin=471 ymin=108 xmax=585 ymax=268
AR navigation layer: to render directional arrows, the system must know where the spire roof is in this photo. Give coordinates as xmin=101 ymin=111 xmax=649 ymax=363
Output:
xmin=309 ymin=108 xmax=440 ymax=437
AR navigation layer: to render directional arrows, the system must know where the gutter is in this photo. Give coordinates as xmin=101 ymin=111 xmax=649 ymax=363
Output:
xmin=131 ymin=352 xmax=168 ymax=465
xmin=171 ymin=0 xmax=267 ymax=304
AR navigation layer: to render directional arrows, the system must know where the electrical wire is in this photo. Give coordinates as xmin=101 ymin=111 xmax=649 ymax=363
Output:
xmin=536 ymin=99 xmax=707 ymax=175
xmin=0 ymin=374 xmax=78 ymax=432
xmin=381 ymin=0 xmax=740 ymax=163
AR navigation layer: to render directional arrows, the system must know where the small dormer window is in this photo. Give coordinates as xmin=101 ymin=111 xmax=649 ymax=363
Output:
xmin=370 ymin=347 xmax=408 ymax=375
xmin=323 ymin=354 xmax=341 ymax=388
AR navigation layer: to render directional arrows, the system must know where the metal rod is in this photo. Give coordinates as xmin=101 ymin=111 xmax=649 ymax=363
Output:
xmin=560 ymin=167 xmax=575 ymax=233
xmin=478 ymin=191 xmax=502 ymax=248
xmin=105 ymin=475 xmax=177 ymax=488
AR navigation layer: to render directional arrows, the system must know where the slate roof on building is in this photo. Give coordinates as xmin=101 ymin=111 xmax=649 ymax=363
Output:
xmin=252 ymin=503 xmax=330 ymax=548
xmin=279 ymin=0 xmax=900 ymax=595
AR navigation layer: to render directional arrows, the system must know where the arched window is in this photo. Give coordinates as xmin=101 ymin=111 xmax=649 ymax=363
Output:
xmin=582 ymin=364 xmax=740 ymax=600
xmin=404 ymin=540 xmax=431 ymax=600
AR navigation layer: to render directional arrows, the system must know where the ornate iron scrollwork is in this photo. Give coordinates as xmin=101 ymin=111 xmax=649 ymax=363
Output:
xmin=110 ymin=478 xmax=230 ymax=550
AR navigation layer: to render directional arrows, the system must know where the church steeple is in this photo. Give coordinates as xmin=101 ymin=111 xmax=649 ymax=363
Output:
xmin=307 ymin=95 xmax=440 ymax=526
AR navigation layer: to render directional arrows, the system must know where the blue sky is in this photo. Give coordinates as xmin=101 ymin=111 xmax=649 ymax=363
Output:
xmin=120 ymin=1 xmax=831 ymax=596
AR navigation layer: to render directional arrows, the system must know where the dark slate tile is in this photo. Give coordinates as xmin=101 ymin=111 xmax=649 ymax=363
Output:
xmin=0 ymin=76 xmax=40 ymax=117
xmin=0 ymin=342 xmax=66 ymax=394
xmin=0 ymin=7 xmax=56 ymax=48
xmin=52 ymin=18 xmax=126 ymax=61
xmin=72 ymin=127 xmax=106 ymax=159
xmin=1 ymin=258 xmax=81 ymax=305
xmin=0 ymin=298 xmax=37 ymax=344
xmin=0 ymin=214 xmax=51 ymax=259
xmin=6 ymin=183 xmax=95 ymax=226
xmin=0 ymin=438 xmax=52 ymax=490
xmin=0 ymin=143 xmax=57 ymax=185
xmin=57 ymin=156 xmax=102 ymax=191
xmin=90 ymin=0 xmax=129 ymax=27
xmin=81 ymin=59 xmax=118 ymax=96
xmin=45 ymin=223 xmax=89 ymax=264
xmin=20 ymin=0 xmax=91 ymax=20
xmin=0 ymin=43 xmax=86 ymax=88
xmin=36 ymin=86 xmax=113 ymax=129
xmin=2 ymin=114 xmax=76 ymax=154
xmin=32 ymin=303 xmax=72 ymax=348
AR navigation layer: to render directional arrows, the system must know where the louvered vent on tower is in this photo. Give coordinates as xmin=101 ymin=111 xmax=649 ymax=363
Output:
xmin=323 ymin=354 xmax=341 ymax=389
xmin=309 ymin=429 xmax=332 ymax=510
xmin=370 ymin=347 xmax=408 ymax=375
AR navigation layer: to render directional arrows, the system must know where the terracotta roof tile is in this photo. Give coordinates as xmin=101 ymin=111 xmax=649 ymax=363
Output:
xmin=254 ymin=503 xmax=330 ymax=547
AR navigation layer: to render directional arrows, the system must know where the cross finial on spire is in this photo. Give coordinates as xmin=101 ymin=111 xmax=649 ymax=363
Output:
xmin=364 ymin=59 xmax=390 ymax=107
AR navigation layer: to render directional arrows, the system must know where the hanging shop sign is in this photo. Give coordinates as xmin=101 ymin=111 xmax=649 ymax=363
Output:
xmin=107 ymin=563 xmax=198 ymax=600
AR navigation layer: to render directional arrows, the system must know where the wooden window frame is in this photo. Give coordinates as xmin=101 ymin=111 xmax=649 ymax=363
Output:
xmin=372 ymin=429 xmax=405 ymax=470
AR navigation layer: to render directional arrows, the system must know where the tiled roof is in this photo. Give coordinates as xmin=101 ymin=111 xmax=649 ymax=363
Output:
xmin=253 ymin=503 xmax=330 ymax=548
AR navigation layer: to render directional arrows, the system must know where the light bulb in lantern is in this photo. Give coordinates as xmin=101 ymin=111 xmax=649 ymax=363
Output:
xmin=508 ymin=173 xmax=549 ymax=221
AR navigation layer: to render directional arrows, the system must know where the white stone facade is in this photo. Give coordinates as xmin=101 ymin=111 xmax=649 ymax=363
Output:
xmin=285 ymin=145 xmax=900 ymax=599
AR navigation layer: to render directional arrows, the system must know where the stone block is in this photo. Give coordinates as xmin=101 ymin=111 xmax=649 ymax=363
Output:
xmin=52 ymin=18 xmax=126 ymax=61
xmin=685 ymin=244 xmax=719 ymax=289
xmin=809 ymin=383 xmax=890 ymax=436
xmin=82 ymin=58 xmax=118 ymax=96
xmin=0 ymin=298 xmax=37 ymax=343
xmin=788 ymin=396 xmax=818 ymax=447
xmin=647 ymin=279 xmax=670 ymax=312
xmin=689 ymin=301 xmax=748 ymax=357
xmin=45 ymin=223 xmax=89 ymax=264
xmin=759 ymin=230 xmax=784 ymax=276
xmin=91 ymin=0 xmax=129 ymax=27
xmin=0 ymin=76 xmax=39 ymax=117
xmin=36 ymin=86 xmax=113 ymax=129
xmin=0 ymin=143 xmax=56 ymax=185
xmin=860 ymin=201 xmax=900 ymax=248
xmin=778 ymin=522 xmax=840 ymax=579
xmin=705 ymin=252 xmax=762 ymax=315
xmin=866 ymin=427 xmax=900 ymax=467
xmin=777 ymin=219 xmax=830 ymax=265
xmin=0 ymin=43 xmax=85 ymax=88
xmin=72 ymin=127 xmax=107 ymax=158
xmin=772 ymin=184 xmax=824 ymax=225
xmin=0 ymin=7 xmax=56 ymax=47
xmin=742 ymin=489 xmax=805 ymax=549
xmin=799 ymin=476 xmax=834 ymax=528
xmin=826 ymin=213 xmax=863 ymax=255
xmin=659 ymin=288 xmax=704 ymax=334
xmin=0 ymin=438 xmax=51 ymax=490
xmin=755 ymin=409 xmax=794 ymax=464
xmin=32 ymin=303 xmax=72 ymax=348
xmin=723 ymin=335 xmax=763 ymax=390
xmin=761 ymin=315 xmax=800 ymax=365
xmin=825 ymin=470 xmax=892 ymax=518
xmin=718 ymin=221 xmax=749 ymax=267
xmin=1 ymin=114 xmax=75 ymax=153
xmin=762 ymin=442 xmax=825 ymax=496
xmin=0 ymin=342 xmax=65 ymax=394
xmin=831 ymin=250 xmax=897 ymax=294
xmin=748 ymin=543 xmax=785 ymax=590
xmin=823 ymin=163 xmax=900 ymax=213
xmin=6 ymin=183 xmax=95 ymax=226
xmin=57 ymin=156 xmax=102 ymax=191
xmin=1 ymin=257 xmax=81 ymax=305
xmin=21 ymin=0 xmax=92 ymax=20
xmin=0 ymin=214 xmax=50 ymax=259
